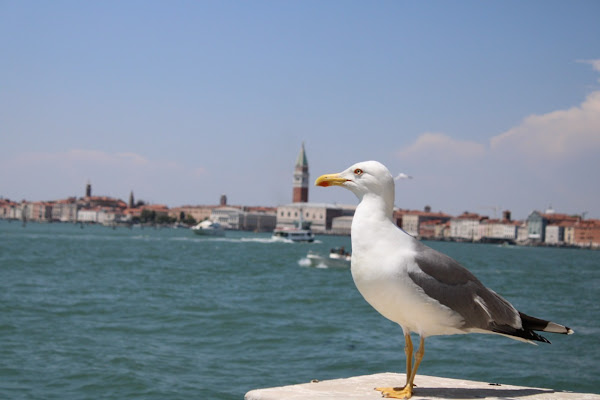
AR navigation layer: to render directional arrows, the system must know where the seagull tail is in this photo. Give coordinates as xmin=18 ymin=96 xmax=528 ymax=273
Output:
xmin=517 ymin=312 xmax=575 ymax=344
xmin=492 ymin=312 xmax=573 ymax=344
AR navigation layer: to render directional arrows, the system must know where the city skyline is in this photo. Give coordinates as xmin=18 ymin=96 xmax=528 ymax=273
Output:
xmin=0 ymin=176 xmax=588 ymax=223
xmin=1 ymin=2 xmax=599 ymax=220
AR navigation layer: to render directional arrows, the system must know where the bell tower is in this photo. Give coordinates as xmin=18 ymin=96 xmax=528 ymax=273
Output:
xmin=293 ymin=142 xmax=309 ymax=203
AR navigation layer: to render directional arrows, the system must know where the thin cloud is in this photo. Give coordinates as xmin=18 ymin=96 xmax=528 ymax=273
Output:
xmin=12 ymin=149 xmax=150 ymax=167
xmin=576 ymin=58 xmax=600 ymax=79
xmin=1 ymin=149 xmax=208 ymax=204
xmin=398 ymin=132 xmax=486 ymax=161
xmin=116 ymin=152 xmax=149 ymax=165
xmin=394 ymin=172 xmax=413 ymax=181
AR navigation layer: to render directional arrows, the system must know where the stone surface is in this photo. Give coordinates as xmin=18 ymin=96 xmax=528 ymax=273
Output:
xmin=245 ymin=373 xmax=600 ymax=400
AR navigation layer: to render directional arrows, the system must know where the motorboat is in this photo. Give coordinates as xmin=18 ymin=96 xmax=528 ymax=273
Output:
xmin=272 ymin=208 xmax=315 ymax=243
xmin=272 ymin=227 xmax=314 ymax=242
xmin=191 ymin=220 xmax=226 ymax=236
xmin=328 ymin=247 xmax=351 ymax=262
xmin=305 ymin=247 xmax=351 ymax=268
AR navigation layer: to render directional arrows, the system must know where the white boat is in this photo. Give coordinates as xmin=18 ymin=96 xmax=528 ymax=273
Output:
xmin=191 ymin=220 xmax=226 ymax=236
xmin=328 ymin=247 xmax=352 ymax=262
xmin=305 ymin=248 xmax=351 ymax=268
xmin=272 ymin=227 xmax=314 ymax=242
xmin=272 ymin=207 xmax=315 ymax=243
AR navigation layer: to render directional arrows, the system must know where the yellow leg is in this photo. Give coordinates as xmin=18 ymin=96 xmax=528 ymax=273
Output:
xmin=404 ymin=333 xmax=413 ymax=386
xmin=375 ymin=336 xmax=425 ymax=399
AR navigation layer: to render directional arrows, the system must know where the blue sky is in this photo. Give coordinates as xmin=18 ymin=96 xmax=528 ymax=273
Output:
xmin=1 ymin=1 xmax=599 ymax=219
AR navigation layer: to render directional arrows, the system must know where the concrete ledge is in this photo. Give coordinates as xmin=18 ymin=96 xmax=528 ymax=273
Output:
xmin=245 ymin=373 xmax=600 ymax=400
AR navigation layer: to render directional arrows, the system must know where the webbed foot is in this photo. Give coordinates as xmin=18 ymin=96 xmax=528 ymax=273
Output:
xmin=375 ymin=385 xmax=413 ymax=399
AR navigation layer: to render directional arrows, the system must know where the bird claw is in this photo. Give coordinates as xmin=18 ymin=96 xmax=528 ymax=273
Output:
xmin=375 ymin=386 xmax=413 ymax=399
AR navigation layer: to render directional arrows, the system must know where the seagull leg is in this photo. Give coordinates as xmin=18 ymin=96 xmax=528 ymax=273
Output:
xmin=403 ymin=332 xmax=413 ymax=388
xmin=406 ymin=337 xmax=425 ymax=392
xmin=375 ymin=332 xmax=415 ymax=399
xmin=375 ymin=336 xmax=424 ymax=399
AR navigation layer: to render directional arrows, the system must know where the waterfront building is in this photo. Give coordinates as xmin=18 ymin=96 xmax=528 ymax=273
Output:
xmin=13 ymin=203 xmax=24 ymax=220
xmin=450 ymin=212 xmax=487 ymax=241
xmin=418 ymin=219 xmax=445 ymax=240
xmin=479 ymin=212 xmax=519 ymax=243
xmin=0 ymin=200 xmax=19 ymax=220
xmin=80 ymin=196 xmax=127 ymax=210
xmin=140 ymin=204 xmax=169 ymax=216
xmin=545 ymin=224 xmax=565 ymax=245
xmin=330 ymin=216 xmax=353 ymax=236
xmin=276 ymin=203 xmax=353 ymax=233
xmin=527 ymin=211 xmax=546 ymax=242
xmin=573 ymin=220 xmax=600 ymax=248
xmin=564 ymin=223 xmax=576 ymax=245
xmin=52 ymin=198 xmax=78 ymax=222
xmin=516 ymin=224 xmax=529 ymax=243
xmin=169 ymin=205 xmax=218 ymax=223
xmin=400 ymin=207 xmax=451 ymax=238
xmin=77 ymin=208 xmax=98 ymax=223
xmin=211 ymin=206 xmax=242 ymax=229
xmin=26 ymin=202 xmax=53 ymax=222
xmin=238 ymin=208 xmax=277 ymax=232
xmin=275 ymin=143 xmax=355 ymax=234
xmin=97 ymin=208 xmax=127 ymax=226
xmin=210 ymin=206 xmax=277 ymax=232
xmin=527 ymin=210 xmax=580 ymax=243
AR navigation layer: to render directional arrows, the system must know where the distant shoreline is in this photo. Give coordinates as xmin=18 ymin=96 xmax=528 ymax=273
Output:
xmin=2 ymin=219 xmax=597 ymax=251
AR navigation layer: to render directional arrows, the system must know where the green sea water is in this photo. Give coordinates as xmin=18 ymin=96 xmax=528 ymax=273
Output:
xmin=0 ymin=220 xmax=598 ymax=399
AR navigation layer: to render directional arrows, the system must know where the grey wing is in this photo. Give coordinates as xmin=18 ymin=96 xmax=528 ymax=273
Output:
xmin=408 ymin=242 xmax=522 ymax=332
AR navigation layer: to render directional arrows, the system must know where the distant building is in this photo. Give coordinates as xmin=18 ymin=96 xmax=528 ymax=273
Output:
xmin=527 ymin=211 xmax=580 ymax=243
xmin=573 ymin=220 xmax=600 ymax=248
xmin=211 ymin=206 xmax=241 ymax=229
xmin=330 ymin=216 xmax=353 ymax=236
xmin=545 ymin=224 xmax=565 ymax=245
xmin=480 ymin=212 xmax=519 ymax=243
xmin=141 ymin=204 xmax=169 ymax=217
xmin=276 ymin=203 xmax=353 ymax=233
xmin=238 ymin=208 xmax=277 ymax=232
xmin=400 ymin=207 xmax=451 ymax=238
xmin=77 ymin=208 xmax=98 ymax=223
xmin=210 ymin=206 xmax=276 ymax=232
xmin=52 ymin=198 xmax=78 ymax=222
xmin=527 ymin=211 xmax=545 ymax=242
xmin=292 ymin=143 xmax=309 ymax=203
xmin=0 ymin=200 xmax=19 ymax=219
xmin=276 ymin=142 xmax=356 ymax=234
xmin=169 ymin=205 xmax=218 ymax=223
xmin=80 ymin=196 xmax=127 ymax=210
xmin=450 ymin=212 xmax=487 ymax=241
xmin=25 ymin=201 xmax=53 ymax=222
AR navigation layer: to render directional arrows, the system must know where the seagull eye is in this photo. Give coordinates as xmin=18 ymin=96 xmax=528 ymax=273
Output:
xmin=354 ymin=168 xmax=363 ymax=176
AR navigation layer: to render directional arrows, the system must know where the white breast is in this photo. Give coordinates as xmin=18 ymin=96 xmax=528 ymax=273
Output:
xmin=351 ymin=220 xmax=464 ymax=337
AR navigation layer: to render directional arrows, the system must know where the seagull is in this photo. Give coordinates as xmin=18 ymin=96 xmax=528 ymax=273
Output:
xmin=315 ymin=161 xmax=573 ymax=399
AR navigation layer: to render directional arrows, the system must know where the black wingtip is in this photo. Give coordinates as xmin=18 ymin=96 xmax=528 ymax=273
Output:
xmin=520 ymin=312 xmax=573 ymax=336
xmin=493 ymin=326 xmax=552 ymax=344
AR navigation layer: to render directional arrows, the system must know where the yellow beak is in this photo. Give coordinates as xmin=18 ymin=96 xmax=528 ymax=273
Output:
xmin=315 ymin=173 xmax=348 ymax=187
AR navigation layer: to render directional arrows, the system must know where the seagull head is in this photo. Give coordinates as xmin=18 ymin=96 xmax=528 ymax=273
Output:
xmin=315 ymin=161 xmax=395 ymax=206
